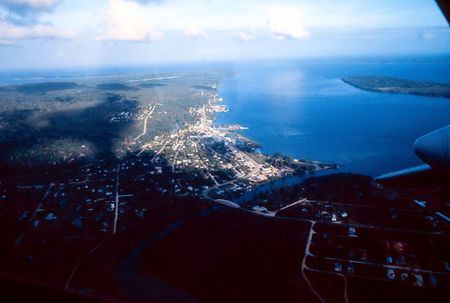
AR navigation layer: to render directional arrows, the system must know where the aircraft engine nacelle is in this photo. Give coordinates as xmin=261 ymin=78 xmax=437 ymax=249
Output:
xmin=375 ymin=125 xmax=450 ymax=184
xmin=414 ymin=125 xmax=450 ymax=173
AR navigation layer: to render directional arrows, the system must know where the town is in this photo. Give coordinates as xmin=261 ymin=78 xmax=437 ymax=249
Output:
xmin=129 ymin=88 xmax=333 ymax=201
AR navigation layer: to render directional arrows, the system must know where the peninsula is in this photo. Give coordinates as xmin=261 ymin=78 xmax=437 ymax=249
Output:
xmin=342 ymin=76 xmax=450 ymax=98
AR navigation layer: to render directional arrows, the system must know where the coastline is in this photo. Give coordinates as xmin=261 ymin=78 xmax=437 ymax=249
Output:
xmin=206 ymin=82 xmax=340 ymax=202
xmin=341 ymin=76 xmax=450 ymax=98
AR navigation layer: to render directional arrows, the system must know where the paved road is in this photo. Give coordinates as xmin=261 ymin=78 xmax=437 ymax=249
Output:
xmin=113 ymin=164 xmax=120 ymax=235
xmin=15 ymin=183 xmax=55 ymax=245
xmin=134 ymin=104 xmax=157 ymax=142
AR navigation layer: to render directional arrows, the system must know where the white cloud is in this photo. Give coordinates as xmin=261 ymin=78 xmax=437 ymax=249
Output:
xmin=0 ymin=0 xmax=68 ymax=41
xmin=0 ymin=18 xmax=72 ymax=40
xmin=98 ymin=0 xmax=163 ymax=42
xmin=0 ymin=0 xmax=59 ymax=11
xmin=267 ymin=8 xmax=309 ymax=40
xmin=238 ymin=31 xmax=255 ymax=42
xmin=184 ymin=25 xmax=206 ymax=39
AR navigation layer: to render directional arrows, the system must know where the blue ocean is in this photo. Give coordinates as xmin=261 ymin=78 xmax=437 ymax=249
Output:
xmin=216 ymin=56 xmax=450 ymax=176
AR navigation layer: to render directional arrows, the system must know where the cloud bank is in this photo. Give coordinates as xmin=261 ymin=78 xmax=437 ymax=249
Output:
xmin=98 ymin=0 xmax=163 ymax=42
xmin=0 ymin=0 xmax=72 ymax=40
xmin=0 ymin=0 xmax=449 ymax=69
xmin=267 ymin=8 xmax=309 ymax=40
xmin=0 ymin=18 xmax=71 ymax=39
xmin=0 ymin=0 xmax=60 ymax=16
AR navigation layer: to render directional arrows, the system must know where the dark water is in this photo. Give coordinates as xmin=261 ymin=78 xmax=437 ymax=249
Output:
xmin=217 ymin=56 xmax=450 ymax=176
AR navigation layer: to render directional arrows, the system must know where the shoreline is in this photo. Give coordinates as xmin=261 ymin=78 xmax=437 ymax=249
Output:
xmin=205 ymin=84 xmax=340 ymax=201
xmin=342 ymin=76 xmax=450 ymax=99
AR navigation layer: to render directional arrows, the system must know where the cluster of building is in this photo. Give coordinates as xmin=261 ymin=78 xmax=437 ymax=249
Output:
xmin=256 ymin=187 xmax=450 ymax=292
xmin=108 ymin=104 xmax=156 ymax=124
xmin=133 ymin=91 xmax=316 ymax=201
xmin=305 ymin=222 xmax=449 ymax=288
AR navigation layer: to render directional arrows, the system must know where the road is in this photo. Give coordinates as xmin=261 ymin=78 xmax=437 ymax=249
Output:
xmin=275 ymin=197 xmax=308 ymax=215
xmin=189 ymin=138 xmax=219 ymax=186
xmin=15 ymin=183 xmax=55 ymax=245
xmin=151 ymin=141 xmax=169 ymax=162
xmin=300 ymin=220 xmax=350 ymax=303
xmin=220 ymin=134 xmax=263 ymax=179
xmin=301 ymin=221 xmax=326 ymax=303
xmin=171 ymin=139 xmax=180 ymax=173
xmin=137 ymin=142 xmax=155 ymax=156
xmin=134 ymin=104 xmax=157 ymax=142
xmin=200 ymin=140 xmax=263 ymax=199
xmin=113 ymin=164 xmax=120 ymax=235
xmin=302 ymin=227 xmax=350 ymax=303
xmin=65 ymin=240 xmax=105 ymax=290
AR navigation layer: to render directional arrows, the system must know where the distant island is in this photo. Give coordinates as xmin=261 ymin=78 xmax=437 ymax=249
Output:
xmin=15 ymin=82 xmax=80 ymax=94
xmin=342 ymin=76 xmax=450 ymax=98
xmin=96 ymin=82 xmax=136 ymax=91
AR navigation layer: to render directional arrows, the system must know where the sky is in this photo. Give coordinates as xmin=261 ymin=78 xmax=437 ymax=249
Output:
xmin=0 ymin=0 xmax=449 ymax=70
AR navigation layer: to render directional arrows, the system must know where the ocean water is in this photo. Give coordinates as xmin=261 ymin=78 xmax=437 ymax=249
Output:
xmin=216 ymin=56 xmax=450 ymax=176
